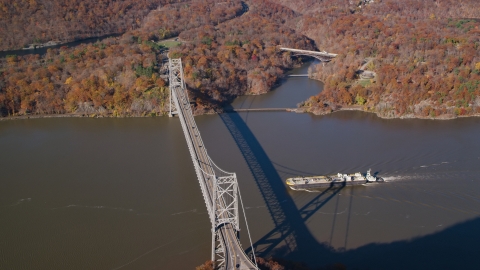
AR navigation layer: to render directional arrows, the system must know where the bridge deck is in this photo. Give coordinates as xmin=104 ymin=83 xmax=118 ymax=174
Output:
xmin=280 ymin=47 xmax=337 ymax=62
xmin=224 ymin=108 xmax=294 ymax=112
xmin=171 ymin=66 xmax=257 ymax=269
xmin=279 ymin=47 xmax=338 ymax=58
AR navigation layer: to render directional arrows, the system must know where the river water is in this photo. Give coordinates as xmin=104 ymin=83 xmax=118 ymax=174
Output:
xmin=1 ymin=62 xmax=480 ymax=269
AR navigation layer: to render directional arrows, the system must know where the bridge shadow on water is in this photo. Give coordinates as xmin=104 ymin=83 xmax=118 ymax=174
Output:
xmin=218 ymin=107 xmax=343 ymax=264
xmin=218 ymin=107 xmax=480 ymax=269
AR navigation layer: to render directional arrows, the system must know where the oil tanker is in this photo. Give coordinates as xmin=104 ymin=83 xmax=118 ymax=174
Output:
xmin=286 ymin=169 xmax=383 ymax=190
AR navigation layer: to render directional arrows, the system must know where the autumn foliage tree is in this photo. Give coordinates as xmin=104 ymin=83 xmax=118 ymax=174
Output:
xmin=0 ymin=0 xmax=192 ymax=51
xmin=168 ymin=0 xmax=315 ymax=113
xmin=275 ymin=0 xmax=480 ymax=118
xmin=0 ymin=0 xmax=314 ymax=117
xmin=2 ymin=0 xmax=478 ymax=119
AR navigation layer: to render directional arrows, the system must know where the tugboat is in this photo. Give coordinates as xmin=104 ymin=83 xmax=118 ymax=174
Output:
xmin=286 ymin=169 xmax=383 ymax=190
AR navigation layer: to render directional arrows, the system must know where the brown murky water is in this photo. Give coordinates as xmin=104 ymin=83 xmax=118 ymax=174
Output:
xmin=1 ymin=62 xmax=480 ymax=269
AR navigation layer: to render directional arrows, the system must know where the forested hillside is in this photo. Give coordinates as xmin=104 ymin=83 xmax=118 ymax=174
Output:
xmin=0 ymin=0 xmax=310 ymax=117
xmin=1 ymin=0 xmax=479 ymax=119
xmin=170 ymin=1 xmax=314 ymax=113
xmin=0 ymin=1 xmax=242 ymax=116
xmin=276 ymin=0 xmax=480 ymax=118
xmin=0 ymin=0 xmax=185 ymax=51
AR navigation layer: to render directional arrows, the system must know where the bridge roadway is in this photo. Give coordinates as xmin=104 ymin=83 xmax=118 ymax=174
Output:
xmin=224 ymin=108 xmax=294 ymax=112
xmin=171 ymin=76 xmax=257 ymax=270
xmin=279 ymin=47 xmax=337 ymax=62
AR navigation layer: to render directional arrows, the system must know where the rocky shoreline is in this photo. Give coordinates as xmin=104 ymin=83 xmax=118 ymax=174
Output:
xmin=299 ymin=105 xmax=480 ymax=120
xmin=3 ymin=104 xmax=480 ymax=121
xmin=0 ymin=113 xmax=162 ymax=121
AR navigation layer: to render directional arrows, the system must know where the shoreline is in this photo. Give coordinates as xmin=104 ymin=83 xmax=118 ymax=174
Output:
xmin=2 ymin=106 xmax=480 ymax=121
xmin=303 ymin=76 xmax=480 ymax=121
xmin=299 ymin=105 xmax=480 ymax=120
xmin=1 ymin=61 xmax=478 ymax=122
xmin=0 ymin=112 xmax=167 ymax=121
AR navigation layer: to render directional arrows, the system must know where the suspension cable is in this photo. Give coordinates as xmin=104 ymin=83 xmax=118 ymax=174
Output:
xmin=238 ymin=187 xmax=258 ymax=268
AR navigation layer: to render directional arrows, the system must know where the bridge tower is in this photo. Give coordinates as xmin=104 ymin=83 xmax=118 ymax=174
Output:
xmin=211 ymin=167 xmax=240 ymax=267
xmin=168 ymin=58 xmax=257 ymax=269
xmin=168 ymin=58 xmax=183 ymax=117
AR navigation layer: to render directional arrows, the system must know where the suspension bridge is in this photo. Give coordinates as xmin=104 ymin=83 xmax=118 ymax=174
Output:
xmin=168 ymin=58 xmax=258 ymax=270
xmin=167 ymin=48 xmax=341 ymax=269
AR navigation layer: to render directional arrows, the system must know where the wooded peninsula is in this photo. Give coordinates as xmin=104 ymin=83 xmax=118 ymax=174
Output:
xmin=0 ymin=0 xmax=479 ymax=120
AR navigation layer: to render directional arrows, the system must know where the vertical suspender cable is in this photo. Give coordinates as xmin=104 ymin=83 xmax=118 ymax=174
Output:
xmin=238 ymin=187 xmax=258 ymax=268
